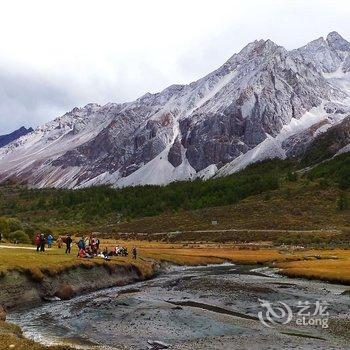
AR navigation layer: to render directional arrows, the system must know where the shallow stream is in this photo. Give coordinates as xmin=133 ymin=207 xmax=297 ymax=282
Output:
xmin=8 ymin=263 xmax=350 ymax=349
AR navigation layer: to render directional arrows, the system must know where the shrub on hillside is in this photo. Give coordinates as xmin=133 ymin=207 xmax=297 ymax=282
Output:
xmin=7 ymin=218 xmax=23 ymax=233
xmin=338 ymin=167 xmax=350 ymax=189
xmin=0 ymin=217 xmax=9 ymax=237
xmin=287 ymin=171 xmax=298 ymax=182
xmin=0 ymin=217 xmax=24 ymax=239
xmin=337 ymin=194 xmax=349 ymax=211
xmin=9 ymin=230 xmax=31 ymax=244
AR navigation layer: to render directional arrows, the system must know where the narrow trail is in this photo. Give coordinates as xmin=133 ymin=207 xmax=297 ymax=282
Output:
xmin=0 ymin=244 xmax=37 ymax=250
xmin=118 ymin=228 xmax=342 ymax=236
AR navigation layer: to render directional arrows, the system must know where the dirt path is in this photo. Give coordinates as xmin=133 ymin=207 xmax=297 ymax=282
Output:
xmin=0 ymin=244 xmax=37 ymax=250
xmin=118 ymin=228 xmax=342 ymax=235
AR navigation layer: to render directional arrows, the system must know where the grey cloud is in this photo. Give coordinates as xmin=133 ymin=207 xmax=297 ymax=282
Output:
xmin=0 ymin=63 xmax=171 ymax=134
xmin=0 ymin=68 xmax=80 ymax=134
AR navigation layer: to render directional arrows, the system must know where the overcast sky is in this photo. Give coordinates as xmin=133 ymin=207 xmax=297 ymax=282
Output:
xmin=0 ymin=0 xmax=350 ymax=134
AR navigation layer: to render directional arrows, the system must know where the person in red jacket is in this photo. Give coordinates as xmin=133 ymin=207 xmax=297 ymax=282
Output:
xmin=78 ymin=248 xmax=86 ymax=258
xmin=35 ymin=233 xmax=41 ymax=252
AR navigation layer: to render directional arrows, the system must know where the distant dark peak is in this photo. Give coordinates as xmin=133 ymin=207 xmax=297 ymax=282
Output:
xmin=326 ymin=31 xmax=350 ymax=51
xmin=18 ymin=126 xmax=33 ymax=133
xmin=0 ymin=126 xmax=33 ymax=148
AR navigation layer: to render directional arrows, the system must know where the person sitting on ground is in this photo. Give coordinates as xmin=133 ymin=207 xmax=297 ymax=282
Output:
xmin=97 ymin=248 xmax=110 ymax=261
xmin=109 ymin=247 xmax=117 ymax=256
xmin=78 ymin=248 xmax=87 ymax=258
xmin=103 ymin=247 xmax=110 ymax=261
xmin=102 ymin=247 xmax=109 ymax=257
xmin=85 ymin=246 xmax=93 ymax=258
xmin=116 ymin=246 xmax=128 ymax=256
xmin=77 ymin=237 xmax=85 ymax=256
xmin=121 ymin=246 xmax=128 ymax=256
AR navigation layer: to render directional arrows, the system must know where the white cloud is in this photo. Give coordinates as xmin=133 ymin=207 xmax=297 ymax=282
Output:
xmin=0 ymin=0 xmax=349 ymax=133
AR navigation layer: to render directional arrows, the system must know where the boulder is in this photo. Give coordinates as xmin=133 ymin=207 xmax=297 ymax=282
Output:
xmin=55 ymin=283 xmax=74 ymax=300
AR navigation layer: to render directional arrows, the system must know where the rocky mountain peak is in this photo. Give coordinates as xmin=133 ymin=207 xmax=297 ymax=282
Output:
xmin=326 ymin=31 xmax=350 ymax=51
xmin=305 ymin=36 xmax=328 ymax=49
xmin=237 ymin=38 xmax=280 ymax=59
xmin=291 ymin=31 xmax=350 ymax=73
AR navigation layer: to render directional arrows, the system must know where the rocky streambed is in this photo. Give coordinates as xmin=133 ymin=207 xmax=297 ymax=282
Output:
xmin=7 ymin=264 xmax=350 ymax=350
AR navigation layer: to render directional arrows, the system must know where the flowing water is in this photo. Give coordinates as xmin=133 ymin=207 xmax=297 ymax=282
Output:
xmin=8 ymin=264 xmax=350 ymax=349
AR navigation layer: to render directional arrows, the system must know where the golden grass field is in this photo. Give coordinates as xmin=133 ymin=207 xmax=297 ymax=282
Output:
xmin=276 ymin=251 xmax=350 ymax=284
xmin=0 ymin=243 xmax=155 ymax=281
xmin=1 ymin=240 xmax=350 ymax=284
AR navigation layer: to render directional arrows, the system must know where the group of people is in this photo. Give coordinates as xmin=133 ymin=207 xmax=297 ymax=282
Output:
xmin=76 ymin=236 xmax=137 ymax=261
xmin=76 ymin=235 xmax=101 ymax=258
xmin=34 ymin=233 xmax=54 ymax=252
xmin=34 ymin=233 xmax=138 ymax=260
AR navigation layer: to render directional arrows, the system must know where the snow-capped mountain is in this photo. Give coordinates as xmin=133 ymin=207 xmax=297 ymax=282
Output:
xmin=0 ymin=32 xmax=350 ymax=188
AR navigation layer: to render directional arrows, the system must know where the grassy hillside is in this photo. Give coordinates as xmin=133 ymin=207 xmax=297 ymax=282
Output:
xmin=1 ymin=159 xmax=283 ymax=218
xmin=0 ymin=154 xmax=349 ymax=243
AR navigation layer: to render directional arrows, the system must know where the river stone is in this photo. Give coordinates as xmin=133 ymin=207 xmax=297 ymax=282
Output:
xmin=147 ymin=340 xmax=169 ymax=349
xmin=55 ymin=283 xmax=74 ymax=300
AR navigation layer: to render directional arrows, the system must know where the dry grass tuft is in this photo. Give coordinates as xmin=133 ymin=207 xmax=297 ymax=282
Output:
xmin=0 ymin=320 xmax=73 ymax=349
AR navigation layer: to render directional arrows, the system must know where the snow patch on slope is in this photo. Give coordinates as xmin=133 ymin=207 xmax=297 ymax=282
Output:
xmin=336 ymin=143 xmax=350 ymax=155
xmin=324 ymin=70 xmax=350 ymax=101
xmin=216 ymin=104 xmax=328 ymax=176
xmin=197 ymin=164 xmax=218 ymax=180
xmin=116 ymin=149 xmax=195 ymax=187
